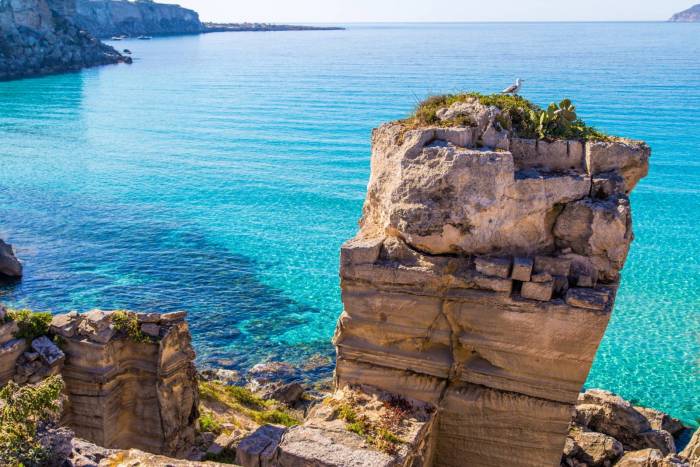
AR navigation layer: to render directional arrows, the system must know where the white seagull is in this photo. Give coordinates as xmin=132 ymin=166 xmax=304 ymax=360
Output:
xmin=502 ymin=78 xmax=524 ymax=95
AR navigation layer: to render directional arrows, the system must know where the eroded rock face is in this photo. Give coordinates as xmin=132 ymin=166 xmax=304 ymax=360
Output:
xmin=52 ymin=310 xmax=199 ymax=457
xmin=75 ymin=0 xmax=203 ymax=38
xmin=0 ymin=0 xmax=123 ymax=81
xmin=335 ymin=109 xmax=650 ymax=466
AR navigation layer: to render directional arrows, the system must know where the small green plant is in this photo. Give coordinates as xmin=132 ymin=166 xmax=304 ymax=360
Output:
xmin=0 ymin=375 xmax=65 ymax=466
xmin=111 ymin=311 xmax=150 ymax=344
xmin=330 ymin=399 xmax=404 ymax=455
xmin=225 ymin=385 xmax=266 ymax=410
xmin=406 ymin=92 xmax=610 ymax=141
xmin=198 ymin=411 xmax=223 ymax=434
xmin=6 ymin=309 xmax=52 ymax=341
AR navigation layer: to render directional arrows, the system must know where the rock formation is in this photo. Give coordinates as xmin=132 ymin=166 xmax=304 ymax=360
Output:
xmin=0 ymin=239 xmax=22 ymax=278
xmin=562 ymin=389 xmax=692 ymax=466
xmin=0 ymin=308 xmax=199 ymax=457
xmin=0 ymin=0 xmax=123 ymax=80
xmin=333 ymin=96 xmax=651 ymax=466
xmin=669 ymin=4 xmax=700 ymax=22
xmin=75 ymin=0 xmax=203 ymax=38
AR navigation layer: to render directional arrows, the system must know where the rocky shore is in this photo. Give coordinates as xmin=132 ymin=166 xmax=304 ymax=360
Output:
xmin=669 ymin=4 xmax=700 ymax=22
xmin=0 ymin=0 xmax=125 ymax=81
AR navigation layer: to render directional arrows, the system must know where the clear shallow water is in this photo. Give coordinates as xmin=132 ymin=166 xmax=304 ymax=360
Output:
xmin=0 ymin=23 xmax=698 ymax=425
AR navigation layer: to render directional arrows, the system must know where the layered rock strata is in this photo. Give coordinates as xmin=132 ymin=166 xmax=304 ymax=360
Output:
xmin=75 ymin=0 xmax=203 ymax=38
xmin=52 ymin=310 xmax=199 ymax=456
xmin=333 ymin=100 xmax=650 ymax=466
xmin=0 ymin=0 xmax=123 ymax=80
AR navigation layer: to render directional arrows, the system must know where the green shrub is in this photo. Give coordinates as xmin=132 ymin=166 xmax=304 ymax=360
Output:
xmin=225 ymin=385 xmax=265 ymax=410
xmin=407 ymin=92 xmax=609 ymax=141
xmin=0 ymin=375 xmax=65 ymax=466
xmin=6 ymin=309 xmax=52 ymax=341
xmin=111 ymin=311 xmax=150 ymax=344
xmin=198 ymin=411 xmax=223 ymax=434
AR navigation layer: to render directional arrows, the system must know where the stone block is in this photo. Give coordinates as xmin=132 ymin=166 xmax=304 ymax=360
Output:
xmin=235 ymin=425 xmax=285 ymax=467
xmin=534 ymin=256 xmax=572 ymax=277
xmin=521 ymin=281 xmax=554 ymax=302
xmin=531 ymin=272 xmax=553 ymax=283
xmin=50 ymin=312 xmax=79 ymax=338
xmin=566 ymin=288 xmax=610 ymax=310
xmin=141 ymin=323 xmax=161 ymax=338
xmin=340 ymin=236 xmax=384 ymax=266
xmin=434 ymin=127 xmax=475 ymax=147
xmin=586 ymin=140 xmax=650 ymax=192
xmin=511 ymin=257 xmax=533 ymax=281
xmin=576 ymin=275 xmax=596 ymax=288
xmin=0 ymin=321 xmax=19 ymax=346
xmin=474 ymin=275 xmax=513 ymax=294
xmin=136 ymin=312 xmax=161 ymax=323
xmin=31 ymin=336 xmax=65 ymax=366
xmin=511 ymin=138 xmax=584 ymax=172
xmin=474 ymin=256 xmax=512 ymax=278
xmin=161 ymin=311 xmax=187 ymax=323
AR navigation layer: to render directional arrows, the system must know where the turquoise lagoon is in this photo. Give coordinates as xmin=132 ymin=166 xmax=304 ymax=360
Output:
xmin=0 ymin=23 xmax=698 ymax=425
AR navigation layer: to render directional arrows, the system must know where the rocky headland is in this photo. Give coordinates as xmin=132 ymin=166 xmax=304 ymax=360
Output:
xmin=202 ymin=22 xmax=345 ymax=33
xmin=0 ymin=0 xmax=125 ymax=80
xmin=669 ymin=4 xmax=700 ymax=22
xmin=75 ymin=0 xmax=202 ymax=37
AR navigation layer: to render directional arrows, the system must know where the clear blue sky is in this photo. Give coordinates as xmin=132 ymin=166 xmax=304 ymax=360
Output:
xmin=163 ymin=0 xmax=693 ymax=23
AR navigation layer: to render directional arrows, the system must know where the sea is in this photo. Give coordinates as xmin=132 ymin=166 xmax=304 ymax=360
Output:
xmin=0 ymin=22 xmax=698 ymax=426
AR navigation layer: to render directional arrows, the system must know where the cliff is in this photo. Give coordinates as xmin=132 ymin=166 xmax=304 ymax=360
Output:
xmin=0 ymin=0 xmax=123 ymax=80
xmin=669 ymin=4 xmax=700 ymax=21
xmin=75 ymin=0 xmax=203 ymax=38
xmin=332 ymin=94 xmax=651 ymax=466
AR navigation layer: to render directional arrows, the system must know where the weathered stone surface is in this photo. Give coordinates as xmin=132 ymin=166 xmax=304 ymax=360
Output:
xmin=0 ymin=239 xmax=22 ymax=277
xmin=566 ymin=288 xmax=610 ymax=310
xmin=61 ymin=311 xmax=199 ymax=457
xmin=141 ymin=323 xmax=161 ymax=337
xmin=236 ymin=424 xmax=285 ymax=467
xmin=475 ymin=256 xmax=512 ymax=278
xmin=32 ymin=335 xmax=65 ymax=366
xmin=0 ymin=338 xmax=27 ymax=385
xmin=512 ymin=256 xmax=534 ymax=281
xmin=567 ymin=427 xmax=624 ymax=466
xmin=521 ymin=280 xmax=554 ymax=301
xmin=100 ymin=448 xmax=232 ymax=466
xmin=274 ymin=386 xmax=436 ymax=467
xmin=512 ymin=138 xmax=585 ymax=172
xmin=0 ymin=320 xmax=18 ymax=345
xmin=636 ymin=407 xmax=687 ymax=437
xmin=586 ymin=140 xmax=650 ymax=193
xmin=51 ymin=311 xmax=80 ymax=337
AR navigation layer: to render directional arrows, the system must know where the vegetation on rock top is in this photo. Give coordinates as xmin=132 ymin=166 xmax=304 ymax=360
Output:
xmin=111 ymin=310 xmax=152 ymax=344
xmin=405 ymin=92 xmax=611 ymax=141
xmin=0 ymin=375 xmax=65 ymax=466
xmin=6 ymin=308 xmax=52 ymax=341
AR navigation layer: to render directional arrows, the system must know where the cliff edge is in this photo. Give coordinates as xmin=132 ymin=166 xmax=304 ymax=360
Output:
xmin=75 ymin=0 xmax=203 ymax=38
xmin=670 ymin=4 xmax=700 ymax=21
xmin=0 ymin=0 xmax=123 ymax=80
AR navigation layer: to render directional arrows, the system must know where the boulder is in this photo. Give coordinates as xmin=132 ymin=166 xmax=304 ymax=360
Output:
xmin=566 ymin=427 xmax=624 ymax=466
xmin=0 ymin=239 xmax=22 ymax=277
xmin=635 ymin=407 xmax=687 ymax=437
xmin=680 ymin=429 xmax=700 ymax=461
xmin=32 ymin=335 xmax=65 ymax=366
xmin=235 ymin=424 xmax=285 ymax=467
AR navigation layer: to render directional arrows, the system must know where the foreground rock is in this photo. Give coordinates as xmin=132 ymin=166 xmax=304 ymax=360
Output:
xmin=333 ymin=96 xmax=650 ymax=466
xmin=75 ymin=0 xmax=203 ymax=38
xmin=562 ymin=389 xmax=694 ymax=466
xmin=0 ymin=309 xmax=199 ymax=457
xmin=669 ymin=4 xmax=700 ymax=22
xmin=0 ymin=239 xmax=22 ymax=278
xmin=0 ymin=0 xmax=124 ymax=81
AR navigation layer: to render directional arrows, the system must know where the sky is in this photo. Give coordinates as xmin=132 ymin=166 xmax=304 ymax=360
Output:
xmin=161 ymin=0 xmax=694 ymax=23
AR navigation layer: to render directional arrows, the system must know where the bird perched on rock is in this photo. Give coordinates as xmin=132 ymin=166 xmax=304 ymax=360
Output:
xmin=502 ymin=78 xmax=524 ymax=95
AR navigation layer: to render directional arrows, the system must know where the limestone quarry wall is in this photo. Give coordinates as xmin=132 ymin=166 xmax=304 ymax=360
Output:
xmin=334 ymin=108 xmax=650 ymax=466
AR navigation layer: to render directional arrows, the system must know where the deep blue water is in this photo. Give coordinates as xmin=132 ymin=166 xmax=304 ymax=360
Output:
xmin=0 ymin=23 xmax=698 ymax=426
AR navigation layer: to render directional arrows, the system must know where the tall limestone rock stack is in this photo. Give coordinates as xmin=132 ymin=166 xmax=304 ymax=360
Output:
xmin=0 ymin=0 xmax=123 ymax=80
xmin=333 ymin=96 xmax=650 ymax=466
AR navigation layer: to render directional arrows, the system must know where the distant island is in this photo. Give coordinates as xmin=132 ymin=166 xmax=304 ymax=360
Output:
xmin=669 ymin=4 xmax=700 ymax=21
xmin=203 ymin=22 xmax=345 ymax=33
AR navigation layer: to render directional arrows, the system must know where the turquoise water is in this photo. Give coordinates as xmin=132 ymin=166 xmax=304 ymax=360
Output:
xmin=0 ymin=23 xmax=698 ymax=425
